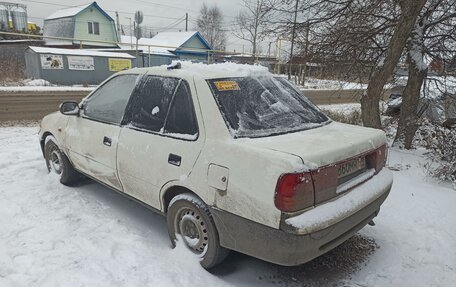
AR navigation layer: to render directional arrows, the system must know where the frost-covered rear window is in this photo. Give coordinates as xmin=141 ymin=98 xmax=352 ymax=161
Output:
xmin=207 ymin=77 xmax=329 ymax=138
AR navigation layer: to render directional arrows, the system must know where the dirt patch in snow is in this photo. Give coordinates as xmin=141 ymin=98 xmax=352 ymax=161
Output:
xmin=0 ymin=120 xmax=39 ymax=127
xmin=270 ymin=235 xmax=379 ymax=286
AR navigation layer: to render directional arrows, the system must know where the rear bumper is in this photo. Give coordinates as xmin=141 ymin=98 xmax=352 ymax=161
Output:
xmin=210 ymin=169 xmax=393 ymax=266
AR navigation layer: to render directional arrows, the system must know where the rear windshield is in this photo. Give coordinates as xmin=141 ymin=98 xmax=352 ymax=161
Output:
xmin=207 ymin=76 xmax=330 ymax=138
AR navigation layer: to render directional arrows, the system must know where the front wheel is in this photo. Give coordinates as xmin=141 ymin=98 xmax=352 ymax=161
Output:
xmin=44 ymin=138 xmax=80 ymax=185
xmin=166 ymin=193 xmax=229 ymax=269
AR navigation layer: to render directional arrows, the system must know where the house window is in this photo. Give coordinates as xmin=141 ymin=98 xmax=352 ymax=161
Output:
xmin=93 ymin=22 xmax=100 ymax=35
xmin=88 ymin=22 xmax=100 ymax=35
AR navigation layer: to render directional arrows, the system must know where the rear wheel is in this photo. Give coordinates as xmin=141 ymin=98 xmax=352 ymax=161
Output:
xmin=167 ymin=193 xmax=229 ymax=269
xmin=44 ymin=138 xmax=80 ymax=185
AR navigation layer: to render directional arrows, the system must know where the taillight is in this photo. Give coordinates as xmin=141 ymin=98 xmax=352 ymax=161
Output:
xmin=367 ymin=144 xmax=387 ymax=173
xmin=274 ymin=172 xmax=314 ymax=212
xmin=275 ymin=144 xmax=388 ymax=212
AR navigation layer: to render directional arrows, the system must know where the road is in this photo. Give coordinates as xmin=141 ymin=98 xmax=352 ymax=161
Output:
xmin=0 ymin=89 xmax=390 ymax=121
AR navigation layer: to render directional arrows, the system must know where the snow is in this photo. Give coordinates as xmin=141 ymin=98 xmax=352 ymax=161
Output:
xmin=319 ymin=103 xmax=361 ymax=115
xmin=280 ymin=75 xmax=367 ymax=90
xmin=165 ymin=133 xmax=198 ymax=141
xmin=286 ymin=169 xmax=392 ymax=233
xmin=172 ymin=61 xmax=270 ymax=78
xmin=45 ymin=3 xmax=92 ymax=20
xmin=336 ymin=168 xmax=376 ymax=194
xmin=28 ymin=46 xmax=136 ymax=59
xmin=21 ymin=79 xmax=53 ymax=87
xmin=1 ymin=127 xmax=456 ymax=286
xmin=151 ymin=106 xmax=160 ymax=115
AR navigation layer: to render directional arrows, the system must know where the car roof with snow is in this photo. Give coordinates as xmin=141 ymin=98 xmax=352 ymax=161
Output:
xmin=118 ymin=62 xmax=272 ymax=80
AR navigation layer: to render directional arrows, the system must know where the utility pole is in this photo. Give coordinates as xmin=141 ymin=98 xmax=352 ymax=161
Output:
xmin=300 ymin=24 xmax=309 ymax=85
xmin=268 ymin=41 xmax=272 ymax=57
xmin=115 ymin=12 xmax=121 ymax=42
xmin=185 ymin=13 xmax=188 ymax=32
xmin=288 ymin=0 xmax=299 ymax=80
xmin=276 ymin=38 xmax=282 ymax=74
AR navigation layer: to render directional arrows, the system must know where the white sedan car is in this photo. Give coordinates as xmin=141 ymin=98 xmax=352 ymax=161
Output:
xmin=39 ymin=62 xmax=393 ymax=269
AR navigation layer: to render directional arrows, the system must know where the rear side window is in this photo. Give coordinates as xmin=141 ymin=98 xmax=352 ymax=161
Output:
xmin=126 ymin=76 xmax=198 ymax=139
xmin=83 ymin=74 xmax=138 ymax=124
xmin=164 ymin=82 xmax=198 ymax=136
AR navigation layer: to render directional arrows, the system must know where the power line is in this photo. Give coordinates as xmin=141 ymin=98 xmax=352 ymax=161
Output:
xmin=131 ymin=0 xmax=200 ymax=14
xmin=21 ymin=0 xmax=185 ymax=20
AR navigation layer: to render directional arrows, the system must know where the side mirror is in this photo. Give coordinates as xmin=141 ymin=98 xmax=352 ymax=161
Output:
xmin=59 ymin=101 xmax=80 ymax=116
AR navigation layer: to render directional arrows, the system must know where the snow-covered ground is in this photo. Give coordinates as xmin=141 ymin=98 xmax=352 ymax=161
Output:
xmin=0 ymin=126 xmax=455 ymax=287
xmin=278 ymin=75 xmax=367 ymax=90
xmin=319 ymin=103 xmax=361 ymax=115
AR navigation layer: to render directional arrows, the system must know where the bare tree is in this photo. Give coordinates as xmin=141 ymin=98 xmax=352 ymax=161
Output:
xmin=394 ymin=0 xmax=456 ymax=148
xmin=233 ymin=0 xmax=275 ymax=56
xmin=196 ymin=3 xmax=226 ymax=50
xmin=361 ymin=0 xmax=427 ymax=129
xmin=268 ymin=0 xmax=427 ymax=129
xmin=266 ymin=0 xmax=400 ymax=82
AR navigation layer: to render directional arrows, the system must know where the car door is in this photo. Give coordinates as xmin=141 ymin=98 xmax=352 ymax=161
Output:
xmin=117 ymin=75 xmax=204 ymax=209
xmin=64 ymin=74 xmax=140 ymax=190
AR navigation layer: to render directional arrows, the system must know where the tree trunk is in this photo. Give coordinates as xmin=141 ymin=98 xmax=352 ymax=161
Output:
xmin=394 ymin=59 xmax=428 ymax=149
xmin=394 ymin=19 xmax=428 ymax=149
xmin=361 ymin=0 xmax=427 ymax=129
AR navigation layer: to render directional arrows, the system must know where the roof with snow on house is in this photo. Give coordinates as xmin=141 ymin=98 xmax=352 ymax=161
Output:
xmin=45 ymin=2 xmax=113 ymax=21
xmin=119 ymin=31 xmax=212 ymax=55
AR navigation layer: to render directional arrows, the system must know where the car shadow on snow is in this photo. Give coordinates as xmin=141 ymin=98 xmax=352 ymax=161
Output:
xmin=211 ymin=234 xmax=379 ymax=286
xmin=74 ymin=178 xmax=170 ymax=244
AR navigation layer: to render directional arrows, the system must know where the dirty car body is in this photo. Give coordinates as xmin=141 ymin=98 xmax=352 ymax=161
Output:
xmin=39 ymin=62 xmax=393 ymax=267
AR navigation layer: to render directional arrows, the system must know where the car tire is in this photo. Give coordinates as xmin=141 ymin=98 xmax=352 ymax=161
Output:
xmin=167 ymin=193 xmax=229 ymax=269
xmin=44 ymin=138 xmax=80 ymax=186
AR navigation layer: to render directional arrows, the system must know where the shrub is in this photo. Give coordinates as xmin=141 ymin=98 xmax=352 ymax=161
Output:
xmin=415 ymin=119 xmax=456 ymax=188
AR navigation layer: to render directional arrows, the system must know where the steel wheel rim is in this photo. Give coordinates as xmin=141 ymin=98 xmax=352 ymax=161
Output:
xmin=50 ymin=150 xmax=63 ymax=174
xmin=175 ymin=206 xmax=208 ymax=253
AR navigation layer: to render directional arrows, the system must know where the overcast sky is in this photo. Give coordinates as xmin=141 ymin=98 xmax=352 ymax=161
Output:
xmin=9 ymin=0 xmax=263 ymax=53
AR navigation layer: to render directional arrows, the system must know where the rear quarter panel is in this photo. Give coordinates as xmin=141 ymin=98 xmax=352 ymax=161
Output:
xmin=188 ymin=75 xmax=308 ymax=229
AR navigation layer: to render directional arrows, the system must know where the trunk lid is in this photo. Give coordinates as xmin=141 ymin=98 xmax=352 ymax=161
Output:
xmin=238 ymin=121 xmax=386 ymax=168
xmin=239 ymin=122 xmax=387 ymax=205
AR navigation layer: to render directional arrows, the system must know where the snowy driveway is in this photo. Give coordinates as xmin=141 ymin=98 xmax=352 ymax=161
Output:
xmin=1 ymin=126 xmax=455 ymax=287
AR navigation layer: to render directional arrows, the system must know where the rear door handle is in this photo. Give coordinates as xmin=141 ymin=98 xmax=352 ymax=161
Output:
xmin=168 ymin=154 xmax=181 ymax=166
xmin=103 ymin=136 xmax=112 ymax=147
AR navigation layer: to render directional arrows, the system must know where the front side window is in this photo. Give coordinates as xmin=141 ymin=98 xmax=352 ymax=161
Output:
xmin=207 ymin=76 xmax=329 ymax=138
xmin=83 ymin=74 xmax=139 ymax=124
xmin=126 ymin=76 xmax=198 ymax=139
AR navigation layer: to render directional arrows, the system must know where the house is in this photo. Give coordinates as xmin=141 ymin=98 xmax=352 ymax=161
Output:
xmin=119 ymin=31 xmax=213 ymax=66
xmin=43 ymin=2 xmax=118 ymax=48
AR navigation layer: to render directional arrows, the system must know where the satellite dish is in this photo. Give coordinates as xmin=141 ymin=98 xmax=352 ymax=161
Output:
xmin=134 ymin=11 xmax=144 ymax=25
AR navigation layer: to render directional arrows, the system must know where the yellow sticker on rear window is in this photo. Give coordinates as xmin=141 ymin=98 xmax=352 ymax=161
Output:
xmin=214 ymin=81 xmax=240 ymax=91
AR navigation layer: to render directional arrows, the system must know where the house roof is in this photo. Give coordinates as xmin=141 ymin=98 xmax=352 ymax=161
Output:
xmin=119 ymin=35 xmax=175 ymax=56
xmin=148 ymin=31 xmax=212 ymax=51
xmin=28 ymin=46 xmax=135 ymax=59
xmin=119 ymin=31 xmax=212 ymax=56
xmin=45 ymin=2 xmax=113 ymax=22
